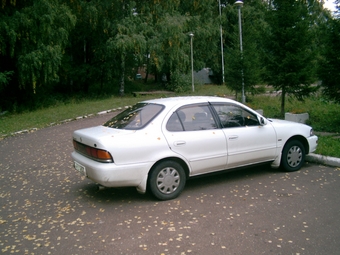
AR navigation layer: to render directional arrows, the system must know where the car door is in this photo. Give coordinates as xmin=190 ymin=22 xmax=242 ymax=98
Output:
xmin=163 ymin=104 xmax=228 ymax=176
xmin=211 ymin=103 xmax=277 ymax=169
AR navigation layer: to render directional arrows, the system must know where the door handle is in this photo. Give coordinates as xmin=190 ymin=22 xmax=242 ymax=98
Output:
xmin=229 ymin=135 xmax=238 ymax=140
xmin=174 ymin=141 xmax=186 ymax=146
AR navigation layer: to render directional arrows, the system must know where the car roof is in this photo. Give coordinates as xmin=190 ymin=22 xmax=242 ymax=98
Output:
xmin=142 ymin=96 xmax=238 ymax=108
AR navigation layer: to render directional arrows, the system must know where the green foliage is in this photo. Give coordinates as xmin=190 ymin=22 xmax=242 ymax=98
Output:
xmin=166 ymin=71 xmax=192 ymax=93
xmin=318 ymin=16 xmax=340 ymax=103
xmin=154 ymin=13 xmax=189 ymax=75
xmin=224 ymin=0 xmax=266 ymax=92
xmin=0 ymin=0 xmax=339 ymax=114
xmin=106 ymin=12 xmax=147 ymax=95
xmin=13 ymin=0 xmax=75 ymax=87
xmin=0 ymin=0 xmax=76 ymax=110
xmin=0 ymin=71 xmax=13 ymax=89
xmin=262 ymin=0 xmax=321 ymax=116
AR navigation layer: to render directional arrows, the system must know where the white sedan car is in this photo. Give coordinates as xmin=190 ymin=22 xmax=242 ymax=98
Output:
xmin=71 ymin=96 xmax=318 ymax=200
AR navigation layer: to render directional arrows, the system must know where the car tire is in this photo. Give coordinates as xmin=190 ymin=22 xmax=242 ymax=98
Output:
xmin=149 ymin=160 xmax=186 ymax=201
xmin=281 ymin=140 xmax=305 ymax=172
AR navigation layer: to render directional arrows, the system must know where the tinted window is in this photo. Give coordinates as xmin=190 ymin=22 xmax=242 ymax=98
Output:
xmin=104 ymin=103 xmax=164 ymax=130
xmin=166 ymin=112 xmax=184 ymax=131
xmin=166 ymin=104 xmax=217 ymax=131
xmin=212 ymin=104 xmax=259 ymax=128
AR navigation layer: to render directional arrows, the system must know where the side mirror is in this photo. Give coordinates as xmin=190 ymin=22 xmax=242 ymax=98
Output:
xmin=259 ymin=117 xmax=267 ymax=126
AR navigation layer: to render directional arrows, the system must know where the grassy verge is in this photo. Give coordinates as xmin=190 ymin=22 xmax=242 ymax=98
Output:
xmin=315 ymin=135 xmax=340 ymax=158
xmin=0 ymin=84 xmax=339 ymax=158
xmin=0 ymin=96 xmax=154 ymax=135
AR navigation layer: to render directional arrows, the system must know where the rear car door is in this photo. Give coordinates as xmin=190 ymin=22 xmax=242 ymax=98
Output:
xmin=163 ymin=104 xmax=228 ymax=176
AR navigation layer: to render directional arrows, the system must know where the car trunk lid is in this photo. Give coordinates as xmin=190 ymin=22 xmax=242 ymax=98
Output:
xmin=72 ymin=126 xmax=136 ymax=149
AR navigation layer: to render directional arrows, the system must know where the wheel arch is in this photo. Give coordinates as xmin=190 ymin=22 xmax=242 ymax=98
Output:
xmin=147 ymin=157 xmax=190 ymax=187
xmin=137 ymin=157 xmax=190 ymax=195
xmin=285 ymin=135 xmax=309 ymax=154
xmin=149 ymin=157 xmax=190 ymax=179
xmin=279 ymin=135 xmax=308 ymax=172
xmin=146 ymin=157 xmax=190 ymax=200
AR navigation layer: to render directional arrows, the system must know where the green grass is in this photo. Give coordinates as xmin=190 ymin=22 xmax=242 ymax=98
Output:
xmin=0 ymin=83 xmax=339 ymax=158
xmin=315 ymin=135 xmax=340 ymax=158
xmin=245 ymin=94 xmax=340 ymax=132
xmin=0 ymin=96 xmax=155 ymax=135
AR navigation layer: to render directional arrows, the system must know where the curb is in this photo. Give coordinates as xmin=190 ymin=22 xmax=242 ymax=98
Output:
xmin=306 ymin=153 xmax=340 ymax=168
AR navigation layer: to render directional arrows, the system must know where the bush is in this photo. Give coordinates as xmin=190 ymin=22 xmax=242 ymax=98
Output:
xmin=166 ymin=71 xmax=192 ymax=93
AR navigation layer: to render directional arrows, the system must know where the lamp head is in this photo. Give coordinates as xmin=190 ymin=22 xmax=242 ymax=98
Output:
xmin=234 ymin=1 xmax=243 ymax=8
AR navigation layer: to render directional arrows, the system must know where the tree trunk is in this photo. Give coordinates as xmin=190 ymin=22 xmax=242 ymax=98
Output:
xmin=281 ymin=85 xmax=286 ymax=118
xmin=144 ymin=71 xmax=149 ymax=83
xmin=154 ymin=68 xmax=158 ymax=83
xmin=119 ymin=53 xmax=125 ymax=96
xmin=144 ymin=54 xmax=150 ymax=83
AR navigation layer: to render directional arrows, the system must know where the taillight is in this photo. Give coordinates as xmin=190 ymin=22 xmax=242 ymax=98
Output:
xmin=73 ymin=140 xmax=113 ymax=163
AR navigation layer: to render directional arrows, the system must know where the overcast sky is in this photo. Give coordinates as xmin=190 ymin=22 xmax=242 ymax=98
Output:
xmin=324 ymin=0 xmax=336 ymax=12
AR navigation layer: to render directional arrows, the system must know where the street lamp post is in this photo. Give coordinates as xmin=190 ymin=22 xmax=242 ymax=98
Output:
xmin=189 ymin=33 xmax=194 ymax=92
xmin=234 ymin=0 xmax=245 ymax=103
xmin=218 ymin=0 xmax=225 ymax=84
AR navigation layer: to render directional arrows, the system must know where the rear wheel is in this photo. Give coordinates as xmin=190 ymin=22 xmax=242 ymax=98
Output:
xmin=149 ymin=160 xmax=186 ymax=200
xmin=281 ymin=140 xmax=305 ymax=172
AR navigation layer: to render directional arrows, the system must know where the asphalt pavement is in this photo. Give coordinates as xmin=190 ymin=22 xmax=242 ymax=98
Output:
xmin=1 ymin=112 xmax=340 ymax=255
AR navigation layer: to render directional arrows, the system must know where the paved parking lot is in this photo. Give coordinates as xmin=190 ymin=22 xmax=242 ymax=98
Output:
xmin=1 ymin=113 xmax=339 ymax=255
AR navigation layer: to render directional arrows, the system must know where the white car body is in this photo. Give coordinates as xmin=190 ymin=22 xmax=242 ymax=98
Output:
xmin=71 ymin=96 xmax=318 ymax=200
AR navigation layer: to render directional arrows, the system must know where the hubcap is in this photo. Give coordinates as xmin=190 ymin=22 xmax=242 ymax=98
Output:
xmin=287 ymin=145 xmax=302 ymax=168
xmin=156 ymin=167 xmax=180 ymax=194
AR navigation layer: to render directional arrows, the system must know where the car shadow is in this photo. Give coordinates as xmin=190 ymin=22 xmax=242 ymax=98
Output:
xmin=74 ymin=164 xmax=283 ymax=203
xmin=73 ymin=182 xmax=154 ymax=203
xmin=185 ymin=164 xmax=276 ymax=191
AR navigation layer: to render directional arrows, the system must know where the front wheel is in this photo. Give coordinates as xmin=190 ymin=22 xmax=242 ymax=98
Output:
xmin=148 ymin=160 xmax=186 ymax=200
xmin=281 ymin=140 xmax=305 ymax=172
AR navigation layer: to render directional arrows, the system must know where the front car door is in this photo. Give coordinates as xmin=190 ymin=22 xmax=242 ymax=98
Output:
xmin=211 ymin=103 xmax=277 ymax=169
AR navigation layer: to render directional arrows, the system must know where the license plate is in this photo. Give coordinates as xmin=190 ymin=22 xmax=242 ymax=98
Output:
xmin=74 ymin=161 xmax=86 ymax=176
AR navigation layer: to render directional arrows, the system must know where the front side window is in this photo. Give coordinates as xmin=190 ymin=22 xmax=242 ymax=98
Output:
xmin=166 ymin=104 xmax=217 ymax=131
xmin=104 ymin=103 xmax=164 ymax=130
xmin=212 ymin=103 xmax=259 ymax=128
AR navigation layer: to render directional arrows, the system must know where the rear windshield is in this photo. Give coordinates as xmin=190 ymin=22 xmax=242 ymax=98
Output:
xmin=103 ymin=103 xmax=164 ymax=130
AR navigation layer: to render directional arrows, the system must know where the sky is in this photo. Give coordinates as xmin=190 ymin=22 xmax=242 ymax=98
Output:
xmin=323 ymin=0 xmax=337 ymax=12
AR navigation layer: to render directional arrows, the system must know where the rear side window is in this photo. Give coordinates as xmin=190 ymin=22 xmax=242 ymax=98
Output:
xmin=166 ymin=104 xmax=217 ymax=131
xmin=104 ymin=103 xmax=164 ymax=130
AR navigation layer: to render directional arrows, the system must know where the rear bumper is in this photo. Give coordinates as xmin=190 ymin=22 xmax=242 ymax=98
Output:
xmin=71 ymin=151 xmax=151 ymax=193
